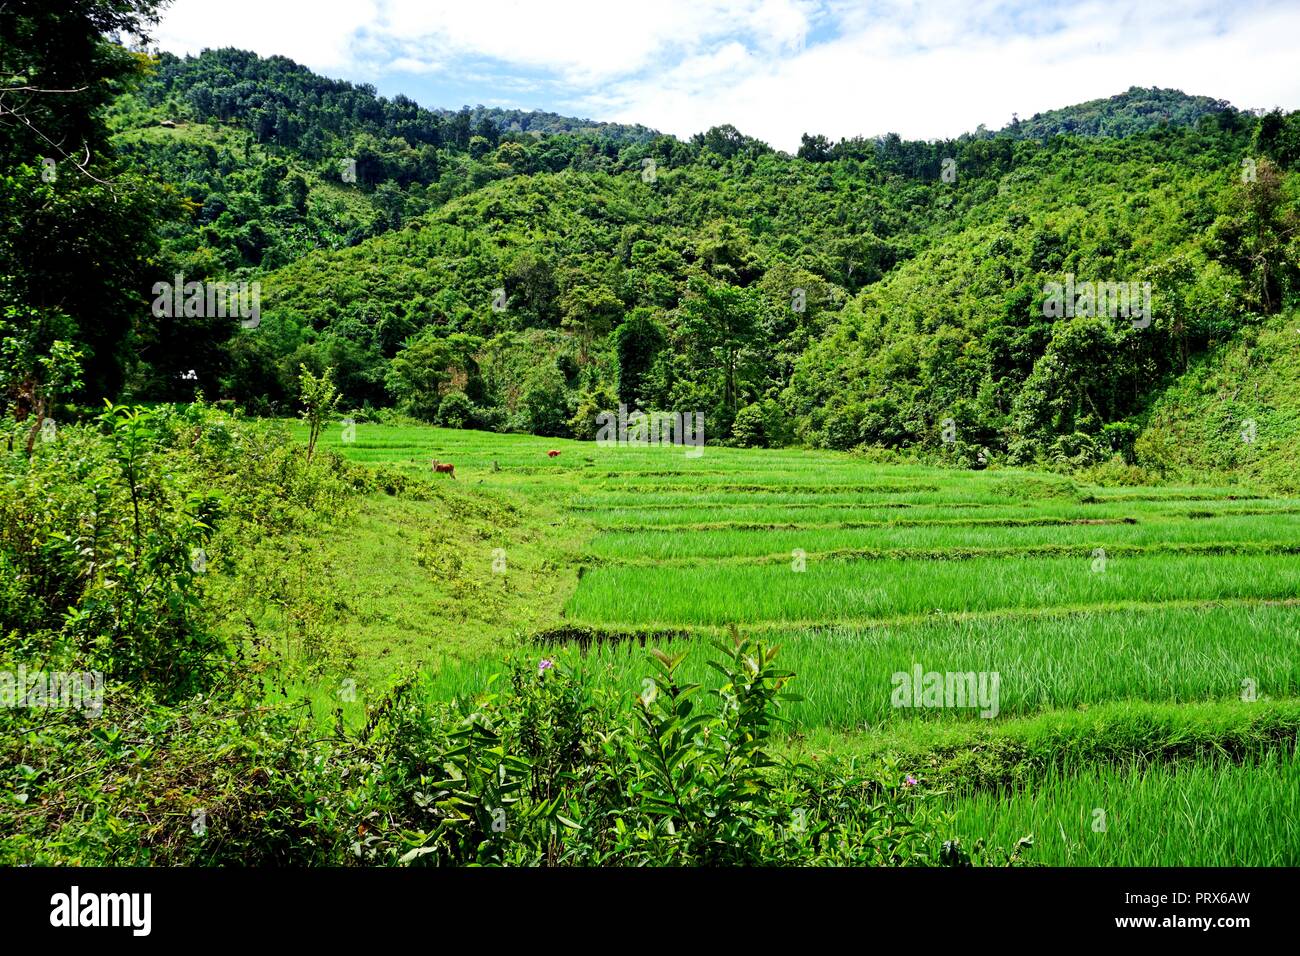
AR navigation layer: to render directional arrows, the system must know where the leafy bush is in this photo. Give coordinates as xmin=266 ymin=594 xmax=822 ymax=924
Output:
xmin=1048 ymin=431 xmax=1107 ymax=468
xmin=731 ymin=403 xmax=767 ymax=447
xmin=436 ymin=391 xmax=474 ymax=428
xmin=0 ymin=673 xmax=350 ymax=865
xmin=1 ymin=404 xmax=218 ymax=694
xmin=519 ymin=382 xmax=571 ymax=437
xmin=0 ymin=401 xmax=362 ymax=697
xmin=1101 ymin=420 xmax=1142 ymax=464
xmin=357 ymin=631 xmax=976 ymax=867
xmin=2 ymin=628 xmax=989 ymax=866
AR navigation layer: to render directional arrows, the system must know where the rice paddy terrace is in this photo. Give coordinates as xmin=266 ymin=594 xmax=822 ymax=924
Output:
xmin=298 ymin=421 xmax=1300 ymax=865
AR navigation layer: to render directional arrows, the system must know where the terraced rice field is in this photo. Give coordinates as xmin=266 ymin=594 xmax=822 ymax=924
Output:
xmin=303 ymin=422 xmax=1300 ymax=865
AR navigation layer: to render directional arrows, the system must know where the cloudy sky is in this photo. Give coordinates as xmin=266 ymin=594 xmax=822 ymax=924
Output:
xmin=149 ymin=0 xmax=1300 ymax=151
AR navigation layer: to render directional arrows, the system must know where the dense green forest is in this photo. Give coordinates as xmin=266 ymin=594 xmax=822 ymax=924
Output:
xmin=7 ymin=15 xmax=1299 ymax=475
xmin=995 ymin=87 xmax=1235 ymax=140
xmin=108 ymin=60 xmax=1300 ymax=478
xmin=107 ymin=48 xmax=658 ymax=273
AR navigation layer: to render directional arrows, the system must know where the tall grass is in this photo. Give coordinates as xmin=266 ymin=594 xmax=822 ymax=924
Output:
xmin=567 ymin=553 xmax=1300 ymax=626
xmin=588 ymin=513 xmax=1300 ymax=560
xmin=946 ymin=749 xmax=1300 ymax=866
xmin=424 ymin=604 xmax=1300 ymax=730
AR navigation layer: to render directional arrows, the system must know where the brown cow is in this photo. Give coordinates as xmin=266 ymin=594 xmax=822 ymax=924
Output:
xmin=547 ymin=450 xmax=561 ymax=458
xmin=431 ymin=459 xmax=455 ymax=478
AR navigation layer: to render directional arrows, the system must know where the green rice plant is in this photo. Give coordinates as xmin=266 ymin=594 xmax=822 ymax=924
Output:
xmin=302 ymin=418 xmax=1300 ymax=866
xmin=580 ymin=499 xmax=1300 ymax=528
xmin=944 ymin=749 xmax=1300 ymax=866
xmin=424 ymin=604 xmax=1300 ymax=731
xmin=566 ymin=553 xmax=1300 ymax=626
xmin=587 ymin=513 xmax=1300 ymax=561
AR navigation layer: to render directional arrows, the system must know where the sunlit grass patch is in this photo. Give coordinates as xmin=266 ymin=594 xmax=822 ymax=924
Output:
xmin=567 ymin=553 xmax=1300 ymax=626
xmin=945 ymin=749 xmax=1300 ymax=866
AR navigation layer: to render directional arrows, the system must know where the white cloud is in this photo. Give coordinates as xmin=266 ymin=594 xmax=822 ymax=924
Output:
xmin=372 ymin=0 xmax=814 ymax=84
xmin=588 ymin=0 xmax=1300 ymax=148
xmin=152 ymin=0 xmax=379 ymax=70
xmin=150 ymin=0 xmax=1300 ymax=150
xmin=154 ymin=0 xmax=814 ymax=81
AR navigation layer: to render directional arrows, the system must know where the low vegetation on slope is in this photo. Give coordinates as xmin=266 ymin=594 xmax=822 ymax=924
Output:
xmin=5 ymin=406 xmax=1298 ymax=866
xmin=1136 ymin=311 xmax=1300 ymax=492
xmin=0 ymin=407 xmax=982 ymax=866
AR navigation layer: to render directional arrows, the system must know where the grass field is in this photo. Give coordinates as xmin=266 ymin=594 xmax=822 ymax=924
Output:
xmin=288 ymin=419 xmax=1300 ymax=866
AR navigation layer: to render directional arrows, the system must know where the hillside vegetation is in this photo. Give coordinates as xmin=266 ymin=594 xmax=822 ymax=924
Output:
xmin=1000 ymin=86 xmax=1232 ymax=140
xmin=93 ymin=51 xmax=1300 ymax=487
xmin=1136 ymin=311 xmax=1300 ymax=491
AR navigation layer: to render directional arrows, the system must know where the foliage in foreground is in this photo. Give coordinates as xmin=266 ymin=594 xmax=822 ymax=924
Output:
xmin=0 ymin=403 xmax=973 ymax=865
xmin=1 ymin=629 xmax=980 ymax=866
xmin=372 ymin=633 xmax=979 ymax=866
xmin=0 ymin=401 xmax=364 ymax=698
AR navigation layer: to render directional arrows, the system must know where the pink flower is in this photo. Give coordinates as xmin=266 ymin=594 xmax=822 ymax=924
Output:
xmin=538 ymin=658 xmax=555 ymax=675
xmin=903 ymin=774 xmax=917 ymax=788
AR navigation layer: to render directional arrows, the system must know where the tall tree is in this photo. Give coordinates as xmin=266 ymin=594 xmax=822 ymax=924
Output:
xmin=613 ymin=309 xmax=665 ymax=407
xmin=0 ymin=0 xmax=168 ymax=404
xmin=676 ymin=277 xmax=761 ymax=423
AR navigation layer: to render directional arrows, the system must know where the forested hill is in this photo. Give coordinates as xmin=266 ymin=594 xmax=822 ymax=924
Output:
xmin=997 ymin=86 xmax=1234 ymax=140
xmin=106 ymin=48 xmax=662 ymax=274
xmin=228 ymin=111 xmax=1299 ymax=474
xmin=125 ymin=48 xmax=659 ymax=144
xmin=23 ymin=39 xmax=1300 ymax=482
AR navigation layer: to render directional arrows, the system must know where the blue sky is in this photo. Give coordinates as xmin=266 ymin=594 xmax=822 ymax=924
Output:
xmin=152 ymin=0 xmax=1300 ymax=151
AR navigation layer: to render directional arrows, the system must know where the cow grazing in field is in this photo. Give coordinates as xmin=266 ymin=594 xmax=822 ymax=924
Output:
xmin=431 ymin=459 xmax=455 ymax=478
xmin=547 ymin=450 xmax=561 ymax=458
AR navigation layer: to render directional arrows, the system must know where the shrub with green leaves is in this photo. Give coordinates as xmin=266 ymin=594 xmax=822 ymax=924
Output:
xmin=1 ymin=404 xmax=218 ymax=693
xmin=2 ymin=604 xmax=998 ymax=866
xmin=1 ymin=400 xmax=994 ymax=867
xmin=358 ymin=632 xmax=975 ymax=867
xmin=0 ymin=400 xmax=364 ymax=696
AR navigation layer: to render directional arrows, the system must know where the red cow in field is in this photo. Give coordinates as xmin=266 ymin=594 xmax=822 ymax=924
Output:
xmin=431 ymin=459 xmax=455 ymax=478
xmin=547 ymin=450 xmax=561 ymax=458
